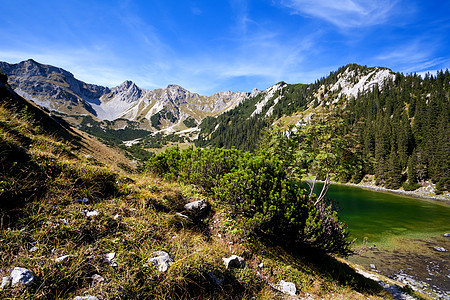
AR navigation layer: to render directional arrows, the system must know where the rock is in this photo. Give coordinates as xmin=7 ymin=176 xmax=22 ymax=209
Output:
xmin=0 ymin=276 xmax=11 ymax=289
xmin=76 ymin=197 xmax=89 ymax=204
xmin=29 ymin=246 xmax=39 ymax=252
xmin=433 ymin=246 xmax=447 ymax=252
xmin=222 ymin=255 xmax=245 ymax=269
xmin=104 ymin=252 xmax=118 ymax=267
xmin=73 ymin=296 xmax=99 ymax=300
xmin=370 ymin=264 xmax=376 ymax=269
xmin=184 ymin=199 xmax=209 ymax=215
xmin=113 ymin=214 xmax=121 ymax=220
xmin=81 ymin=209 xmax=98 ymax=217
xmin=148 ymin=251 xmax=174 ymax=272
xmin=444 ymin=233 xmax=450 ymax=237
xmin=258 ymin=262 xmax=264 ymax=269
xmin=10 ymin=267 xmax=34 ymax=286
xmin=91 ymin=274 xmax=104 ymax=283
xmin=277 ymin=280 xmax=296 ymax=296
xmin=55 ymin=255 xmax=74 ymax=263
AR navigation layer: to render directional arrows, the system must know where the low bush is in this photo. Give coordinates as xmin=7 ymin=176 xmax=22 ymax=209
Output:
xmin=146 ymin=147 xmax=352 ymax=256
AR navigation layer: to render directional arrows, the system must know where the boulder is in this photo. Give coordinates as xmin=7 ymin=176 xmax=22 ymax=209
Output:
xmin=277 ymin=280 xmax=296 ymax=296
xmin=148 ymin=251 xmax=174 ymax=272
xmin=10 ymin=267 xmax=34 ymax=286
xmin=184 ymin=199 xmax=208 ymax=215
xmin=222 ymin=255 xmax=245 ymax=269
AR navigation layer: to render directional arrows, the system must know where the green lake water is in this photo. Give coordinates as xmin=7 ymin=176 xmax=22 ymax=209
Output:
xmin=317 ymin=184 xmax=450 ymax=296
xmin=319 ymin=184 xmax=450 ymax=246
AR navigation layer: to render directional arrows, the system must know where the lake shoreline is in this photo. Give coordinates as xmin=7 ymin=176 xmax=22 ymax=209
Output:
xmin=314 ymin=178 xmax=450 ymax=204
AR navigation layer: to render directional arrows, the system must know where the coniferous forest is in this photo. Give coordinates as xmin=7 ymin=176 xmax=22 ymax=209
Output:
xmin=196 ymin=66 xmax=450 ymax=193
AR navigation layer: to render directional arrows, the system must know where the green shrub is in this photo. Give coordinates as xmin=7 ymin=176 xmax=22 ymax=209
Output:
xmin=146 ymin=147 xmax=352 ymax=256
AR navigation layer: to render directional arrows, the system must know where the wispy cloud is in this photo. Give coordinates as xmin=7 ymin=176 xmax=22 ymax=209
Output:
xmin=374 ymin=41 xmax=449 ymax=73
xmin=278 ymin=0 xmax=400 ymax=28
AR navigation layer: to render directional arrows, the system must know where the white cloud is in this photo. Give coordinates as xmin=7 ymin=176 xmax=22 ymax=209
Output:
xmin=279 ymin=0 xmax=399 ymax=28
xmin=374 ymin=42 xmax=449 ymax=73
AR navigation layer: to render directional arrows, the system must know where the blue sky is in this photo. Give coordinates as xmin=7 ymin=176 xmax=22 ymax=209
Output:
xmin=0 ymin=0 xmax=449 ymax=95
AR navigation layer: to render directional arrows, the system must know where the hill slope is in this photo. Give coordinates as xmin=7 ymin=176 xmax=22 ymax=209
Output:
xmin=0 ymin=71 xmax=400 ymax=299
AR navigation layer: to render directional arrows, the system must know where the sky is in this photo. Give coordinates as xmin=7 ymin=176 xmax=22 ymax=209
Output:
xmin=0 ymin=0 xmax=449 ymax=95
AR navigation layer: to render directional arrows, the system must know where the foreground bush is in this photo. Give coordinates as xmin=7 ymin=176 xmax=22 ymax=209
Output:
xmin=146 ymin=147 xmax=352 ymax=256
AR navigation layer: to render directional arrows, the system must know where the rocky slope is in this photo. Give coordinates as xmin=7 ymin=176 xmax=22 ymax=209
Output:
xmin=0 ymin=59 xmax=251 ymax=132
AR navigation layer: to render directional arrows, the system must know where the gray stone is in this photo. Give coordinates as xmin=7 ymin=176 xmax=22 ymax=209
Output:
xmin=73 ymin=296 xmax=99 ymax=300
xmin=433 ymin=246 xmax=447 ymax=252
xmin=104 ymin=252 xmax=118 ymax=267
xmin=222 ymin=255 xmax=245 ymax=269
xmin=444 ymin=233 xmax=450 ymax=237
xmin=277 ymin=280 xmax=296 ymax=296
xmin=0 ymin=276 xmax=11 ymax=289
xmin=10 ymin=267 xmax=34 ymax=286
xmin=148 ymin=251 xmax=174 ymax=272
xmin=184 ymin=199 xmax=208 ymax=213
xmin=91 ymin=274 xmax=104 ymax=283
xmin=370 ymin=264 xmax=376 ymax=269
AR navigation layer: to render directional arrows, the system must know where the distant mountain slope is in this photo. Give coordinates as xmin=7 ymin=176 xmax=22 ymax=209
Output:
xmin=0 ymin=71 xmax=136 ymax=172
xmin=0 ymin=59 xmax=251 ymax=134
xmin=196 ymin=64 xmax=395 ymax=151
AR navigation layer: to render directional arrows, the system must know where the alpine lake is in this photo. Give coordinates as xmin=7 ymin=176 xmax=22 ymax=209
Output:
xmin=320 ymin=184 xmax=450 ymax=298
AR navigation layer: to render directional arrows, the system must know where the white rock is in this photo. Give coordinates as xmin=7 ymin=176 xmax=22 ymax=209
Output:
xmin=433 ymin=246 xmax=447 ymax=252
xmin=222 ymin=255 xmax=245 ymax=269
xmin=0 ymin=276 xmax=11 ymax=289
xmin=55 ymin=255 xmax=74 ymax=263
xmin=258 ymin=263 xmax=264 ymax=269
xmin=73 ymin=296 xmax=99 ymax=300
xmin=10 ymin=267 xmax=34 ymax=286
xmin=113 ymin=214 xmax=121 ymax=220
xmin=370 ymin=264 xmax=376 ymax=269
xmin=184 ymin=199 xmax=208 ymax=212
xmin=91 ymin=274 xmax=104 ymax=283
xmin=148 ymin=251 xmax=174 ymax=272
xmin=277 ymin=280 xmax=296 ymax=296
xmin=104 ymin=252 xmax=117 ymax=266
xmin=444 ymin=233 xmax=450 ymax=237
xmin=81 ymin=209 xmax=98 ymax=217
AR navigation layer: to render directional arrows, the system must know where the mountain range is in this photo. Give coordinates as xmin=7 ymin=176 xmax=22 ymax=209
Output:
xmin=0 ymin=59 xmax=256 ymax=134
xmin=0 ymin=59 xmax=395 ymax=140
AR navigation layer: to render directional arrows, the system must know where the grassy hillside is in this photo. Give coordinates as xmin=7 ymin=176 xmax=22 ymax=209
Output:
xmin=0 ymin=73 xmax=395 ymax=299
